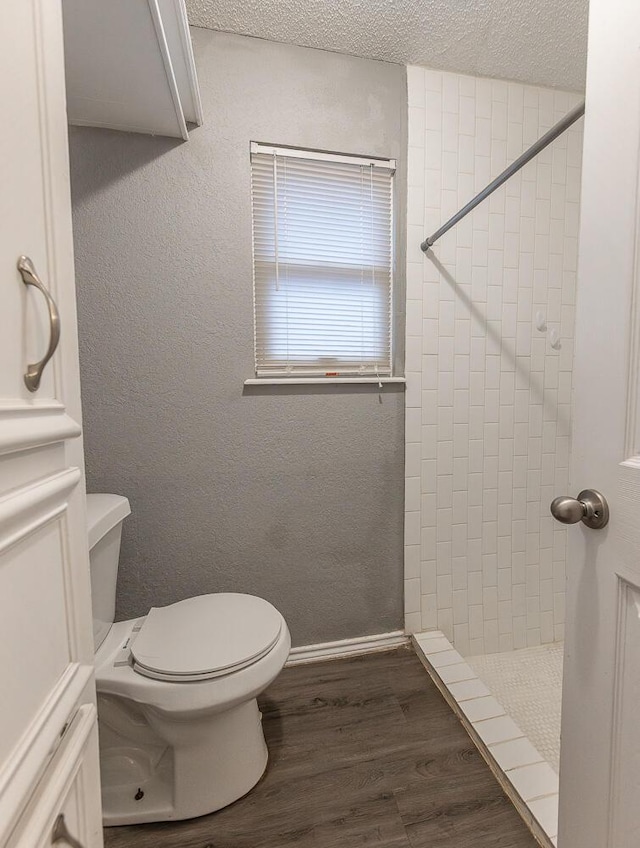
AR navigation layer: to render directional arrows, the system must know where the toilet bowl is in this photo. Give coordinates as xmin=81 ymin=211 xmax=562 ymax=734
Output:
xmin=87 ymin=494 xmax=291 ymax=826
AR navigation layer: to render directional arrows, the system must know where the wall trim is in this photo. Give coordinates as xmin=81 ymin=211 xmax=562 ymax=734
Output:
xmin=244 ymin=377 xmax=406 ymax=386
xmin=286 ymin=630 xmax=408 ymax=666
xmin=0 ymin=467 xmax=81 ymax=555
xmin=0 ymin=404 xmax=81 ymax=457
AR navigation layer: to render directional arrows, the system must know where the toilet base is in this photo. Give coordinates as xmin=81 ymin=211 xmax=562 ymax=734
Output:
xmin=100 ymin=697 xmax=269 ymax=826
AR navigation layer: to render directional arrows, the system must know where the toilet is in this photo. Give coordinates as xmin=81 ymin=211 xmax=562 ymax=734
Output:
xmin=87 ymin=493 xmax=291 ymax=826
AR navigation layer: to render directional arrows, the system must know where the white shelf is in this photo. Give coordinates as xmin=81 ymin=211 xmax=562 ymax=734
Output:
xmin=62 ymin=0 xmax=202 ymax=140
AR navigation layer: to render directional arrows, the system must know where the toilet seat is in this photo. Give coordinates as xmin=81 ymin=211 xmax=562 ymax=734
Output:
xmin=130 ymin=593 xmax=283 ymax=682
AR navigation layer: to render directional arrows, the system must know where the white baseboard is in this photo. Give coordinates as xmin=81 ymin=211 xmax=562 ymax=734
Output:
xmin=286 ymin=630 xmax=408 ymax=666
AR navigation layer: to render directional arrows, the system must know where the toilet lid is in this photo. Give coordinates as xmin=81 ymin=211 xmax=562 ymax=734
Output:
xmin=130 ymin=593 xmax=283 ymax=682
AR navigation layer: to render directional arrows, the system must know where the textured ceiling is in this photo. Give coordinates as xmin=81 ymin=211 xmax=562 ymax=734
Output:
xmin=186 ymin=0 xmax=589 ymax=91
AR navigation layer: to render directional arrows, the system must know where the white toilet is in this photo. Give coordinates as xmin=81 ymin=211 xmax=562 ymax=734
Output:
xmin=87 ymin=493 xmax=291 ymax=826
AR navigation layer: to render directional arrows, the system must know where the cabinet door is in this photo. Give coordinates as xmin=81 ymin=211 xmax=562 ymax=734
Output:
xmin=6 ymin=705 xmax=102 ymax=848
xmin=0 ymin=0 xmax=102 ymax=843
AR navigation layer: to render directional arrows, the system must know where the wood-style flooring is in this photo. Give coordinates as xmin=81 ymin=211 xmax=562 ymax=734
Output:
xmin=104 ymin=646 xmax=538 ymax=848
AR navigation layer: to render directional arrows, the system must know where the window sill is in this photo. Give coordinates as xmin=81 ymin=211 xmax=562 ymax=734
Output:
xmin=243 ymin=377 xmax=406 ymax=386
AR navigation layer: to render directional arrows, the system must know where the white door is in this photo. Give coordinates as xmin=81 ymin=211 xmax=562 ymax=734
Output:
xmin=558 ymin=2 xmax=640 ymax=847
xmin=0 ymin=1 xmax=102 ymax=846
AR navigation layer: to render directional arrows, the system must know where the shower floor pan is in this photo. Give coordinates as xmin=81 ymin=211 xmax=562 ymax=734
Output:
xmin=468 ymin=643 xmax=563 ymax=772
xmin=413 ymin=631 xmax=562 ymax=848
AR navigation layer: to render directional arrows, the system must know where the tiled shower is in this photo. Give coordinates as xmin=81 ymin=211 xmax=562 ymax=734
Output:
xmin=403 ymin=66 xmax=584 ymax=656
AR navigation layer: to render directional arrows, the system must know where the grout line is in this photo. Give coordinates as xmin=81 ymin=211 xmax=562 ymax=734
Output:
xmin=498 ymin=756 xmax=546 ymax=771
xmin=526 ymin=791 xmax=560 ymax=803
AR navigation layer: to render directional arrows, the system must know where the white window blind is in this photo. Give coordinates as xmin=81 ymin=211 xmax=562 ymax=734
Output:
xmin=250 ymin=143 xmax=395 ymax=378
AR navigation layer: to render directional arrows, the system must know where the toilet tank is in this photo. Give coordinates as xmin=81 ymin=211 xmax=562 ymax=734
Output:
xmin=87 ymin=493 xmax=131 ymax=651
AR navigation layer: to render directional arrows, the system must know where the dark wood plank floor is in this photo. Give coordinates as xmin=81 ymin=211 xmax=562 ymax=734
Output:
xmin=104 ymin=646 xmax=538 ymax=848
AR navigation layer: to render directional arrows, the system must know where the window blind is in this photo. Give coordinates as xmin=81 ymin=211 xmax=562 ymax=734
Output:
xmin=250 ymin=144 xmax=395 ymax=377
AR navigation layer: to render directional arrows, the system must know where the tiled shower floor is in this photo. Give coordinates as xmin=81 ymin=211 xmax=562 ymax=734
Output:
xmin=467 ymin=643 xmax=563 ymax=772
xmin=413 ymin=632 xmax=562 ymax=845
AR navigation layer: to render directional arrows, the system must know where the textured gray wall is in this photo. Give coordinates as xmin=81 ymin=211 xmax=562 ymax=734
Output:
xmin=69 ymin=29 xmax=407 ymax=647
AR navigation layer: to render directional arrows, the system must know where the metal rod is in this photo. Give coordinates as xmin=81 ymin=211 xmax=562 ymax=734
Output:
xmin=421 ymin=101 xmax=585 ymax=252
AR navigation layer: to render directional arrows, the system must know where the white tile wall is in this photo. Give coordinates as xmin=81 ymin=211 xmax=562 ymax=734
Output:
xmin=404 ymin=67 xmax=583 ymax=654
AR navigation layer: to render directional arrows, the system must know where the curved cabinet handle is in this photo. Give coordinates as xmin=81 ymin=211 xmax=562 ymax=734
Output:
xmin=51 ymin=814 xmax=85 ymax=848
xmin=18 ymin=255 xmax=61 ymax=392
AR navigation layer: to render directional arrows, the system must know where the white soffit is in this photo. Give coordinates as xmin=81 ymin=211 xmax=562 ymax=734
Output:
xmin=185 ymin=0 xmax=588 ymax=91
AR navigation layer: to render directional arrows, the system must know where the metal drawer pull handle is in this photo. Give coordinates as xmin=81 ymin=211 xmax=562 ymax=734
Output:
xmin=52 ymin=814 xmax=85 ymax=848
xmin=18 ymin=255 xmax=61 ymax=392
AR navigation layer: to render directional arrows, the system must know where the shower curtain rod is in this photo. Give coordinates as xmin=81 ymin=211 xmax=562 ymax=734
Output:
xmin=421 ymin=101 xmax=586 ymax=252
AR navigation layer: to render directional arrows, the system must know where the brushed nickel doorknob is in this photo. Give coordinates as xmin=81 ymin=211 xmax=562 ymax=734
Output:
xmin=550 ymin=489 xmax=609 ymax=529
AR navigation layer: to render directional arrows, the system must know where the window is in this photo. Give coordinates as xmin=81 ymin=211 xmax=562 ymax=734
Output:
xmin=250 ymin=143 xmax=395 ymax=379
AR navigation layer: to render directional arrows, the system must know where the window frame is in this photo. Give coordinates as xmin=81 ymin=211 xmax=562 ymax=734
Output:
xmin=247 ymin=142 xmax=403 ymax=386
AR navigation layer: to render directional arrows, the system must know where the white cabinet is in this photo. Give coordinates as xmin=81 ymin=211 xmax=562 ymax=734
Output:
xmin=62 ymin=0 xmax=202 ymax=140
xmin=1 ymin=0 xmax=197 ymax=842
xmin=0 ymin=0 xmax=102 ymax=844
